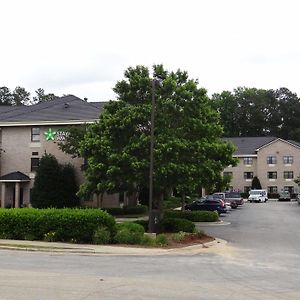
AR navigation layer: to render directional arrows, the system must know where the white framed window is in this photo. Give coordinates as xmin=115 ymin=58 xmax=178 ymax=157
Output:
xmin=223 ymin=172 xmax=233 ymax=178
xmin=283 ymin=156 xmax=293 ymax=164
xmin=244 ymin=172 xmax=253 ymax=179
xmin=283 ymin=171 xmax=293 ymax=179
xmin=267 ymin=171 xmax=277 ymax=179
xmin=268 ymin=186 xmax=278 ymax=193
xmin=267 ymin=156 xmax=277 ymax=164
xmin=243 ymin=157 xmax=253 ymax=165
xmin=31 ymin=158 xmax=39 ymax=172
xmin=31 ymin=127 xmax=40 ymax=142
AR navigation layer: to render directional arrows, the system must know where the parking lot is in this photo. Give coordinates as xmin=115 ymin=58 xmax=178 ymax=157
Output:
xmin=1 ymin=201 xmax=300 ymax=299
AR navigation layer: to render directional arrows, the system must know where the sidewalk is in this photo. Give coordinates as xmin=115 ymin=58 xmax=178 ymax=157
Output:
xmin=0 ymin=238 xmax=223 ymax=256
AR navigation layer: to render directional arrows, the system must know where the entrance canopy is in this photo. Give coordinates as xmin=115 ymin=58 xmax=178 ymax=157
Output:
xmin=0 ymin=172 xmax=30 ymax=208
xmin=0 ymin=171 xmax=30 ymax=182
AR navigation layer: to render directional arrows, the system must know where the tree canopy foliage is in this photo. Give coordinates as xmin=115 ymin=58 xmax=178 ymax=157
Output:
xmin=78 ymin=65 xmax=237 ymax=205
xmin=0 ymin=86 xmax=57 ymax=106
xmin=31 ymin=153 xmax=79 ymax=208
xmin=211 ymin=87 xmax=300 ymax=142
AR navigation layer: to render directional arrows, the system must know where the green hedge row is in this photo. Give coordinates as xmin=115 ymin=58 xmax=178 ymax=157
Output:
xmin=0 ymin=208 xmax=116 ymax=243
xmin=164 ymin=210 xmax=219 ymax=222
xmin=104 ymin=205 xmax=148 ymax=216
xmin=161 ymin=218 xmax=195 ymax=233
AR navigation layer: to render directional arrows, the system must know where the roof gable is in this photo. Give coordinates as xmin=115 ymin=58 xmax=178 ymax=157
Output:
xmin=256 ymin=138 xmax=300 ymax=151
xmin=0 ymin=171 xmax=30 ymax=182
xmin=224 ymin=137 xmax=277 ymax=155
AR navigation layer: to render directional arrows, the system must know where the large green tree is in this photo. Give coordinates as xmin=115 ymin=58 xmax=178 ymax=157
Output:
xmin=32 ymin=88 xmax=57 ymax=104
xmin=211 ymin=87 xmax=300 ymax=142
xmin=79 ymin=65 xmax=236 ymax=211
xmin=12 ymin=86 xmax=31 ymax=105
xmin=0 ymin=87 xmax=13 ymax=105
xmin=31 ymin=153 xmax=79 ymax=208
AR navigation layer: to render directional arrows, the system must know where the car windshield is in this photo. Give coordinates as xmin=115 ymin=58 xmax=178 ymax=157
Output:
xmin=250 ymin=191 xmax=263 ymax=195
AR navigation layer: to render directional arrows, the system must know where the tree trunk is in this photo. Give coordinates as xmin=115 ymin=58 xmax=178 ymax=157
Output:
xmin=181 ymin=192 xmax=185 ymax=211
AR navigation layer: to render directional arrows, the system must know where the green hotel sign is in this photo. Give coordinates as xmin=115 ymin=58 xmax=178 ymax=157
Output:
xmin=44 ymin=128 xmax=70 ymax=141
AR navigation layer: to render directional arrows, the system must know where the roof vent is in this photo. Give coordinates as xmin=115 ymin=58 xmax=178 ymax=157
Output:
xmin=64 ymin=102 xmax=70 ymax=108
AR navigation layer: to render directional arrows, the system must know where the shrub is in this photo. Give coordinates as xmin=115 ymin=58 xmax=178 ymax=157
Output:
xmin=171 ymin=231 xmax=187 ymax=242
xmin=140 ymin=234 xmax=156 ymax=246
xmin=0 ymin=208 xmax=116 ymax=243
xmin=44 ymin=231 xmax=59 ymax=242
xmin=155 ymin=234 xmax=168 ymax=246
xmin=114 ymin=222 xmax=145 ymax=244
xmin=163 ymin=197 xmax=182 ymax=209
xmin=240 ymin=192 xmax=249 ymax=199
xmin=93 ymin=227 xmax=111 ymax=244
xmin=161 ymin=218 xmax=195 ymax=233
xmin=104 ymin=205 xmax=147 ymax=216
xmin=133 ymin=220 xmax=148 ymax=231
xmin=268 ymin=193 xmax=279 ymax=199
xmin=164 ymin=210 xmax=219 ymax=222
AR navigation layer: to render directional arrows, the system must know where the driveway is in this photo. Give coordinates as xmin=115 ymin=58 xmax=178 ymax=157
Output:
xmin=0 ymin=201 xmax=300 ymax=299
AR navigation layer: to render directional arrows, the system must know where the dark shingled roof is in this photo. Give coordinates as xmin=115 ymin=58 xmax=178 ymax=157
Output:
xmin=223 ymin=137 xmax=278 ymax=155
xmin=0 ymin=95 xmax=106 ymax=123
xmin=0 ymin=171 xmax=30 ymax=181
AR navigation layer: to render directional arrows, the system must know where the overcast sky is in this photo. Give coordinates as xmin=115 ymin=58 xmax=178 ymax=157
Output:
xmin=1 ymin=0 xmax=300 ymax=102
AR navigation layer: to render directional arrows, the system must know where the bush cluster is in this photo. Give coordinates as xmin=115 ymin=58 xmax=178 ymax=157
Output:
xmin=0 ymin=208 xmax=116 ymax=243
xmin=104 ymin=205 xmax=147 ymax=216
xmin=114 ymin=222 xmax=145 ymax=244
xmin=164 ymin=210 xmax=219 ymax=222
xmin=161 ymin=218 xmax=195 ymax=233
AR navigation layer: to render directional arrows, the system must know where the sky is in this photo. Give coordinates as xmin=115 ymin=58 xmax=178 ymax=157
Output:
xmin=1 ymin=0 xmax=300 ymax=102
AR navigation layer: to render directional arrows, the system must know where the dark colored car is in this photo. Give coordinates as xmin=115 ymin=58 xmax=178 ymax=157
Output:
xmin=184 ymin=196 xmax=227 ymax=215
xmin=225 ymin=192 xmax=244 ymax=206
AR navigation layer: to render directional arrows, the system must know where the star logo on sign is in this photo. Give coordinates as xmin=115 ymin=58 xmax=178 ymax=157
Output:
xmin=44 ymin=128 xmax=57 ymax=141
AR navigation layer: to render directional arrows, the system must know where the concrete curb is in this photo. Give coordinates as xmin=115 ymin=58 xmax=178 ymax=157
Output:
xmin=0 ymin=238 xmax=225 ymax=256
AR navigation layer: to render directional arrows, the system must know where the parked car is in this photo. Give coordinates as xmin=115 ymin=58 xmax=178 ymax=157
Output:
xmin=278 ymin=191 xmax=291 ymax=201
xmin=213 ymin=192 xmax=237 ymax=209
xmin=184 ymin=196 xmax=227 ymax=215
xmin=225 ymin=192 xmax=244 ymax=206
xmin=248 ymin=189 xmax=268 ymax=203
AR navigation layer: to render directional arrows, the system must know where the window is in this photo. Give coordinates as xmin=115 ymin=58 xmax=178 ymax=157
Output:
xmin=223 ymin=172 xmax=233 ymax=178
xmin=267 ymin=156 xmax=277 ymax=164
xmin=268 ymin=186 xmax=278 ymax=193
xmin=244 ymin=172 xmax=253 ymax=179
xmin=243 ymin=157 xmax=253 ymax=165
xmin=267 ymin=172 xmax=277 ymax=179
xmin=32 ymin=152 xmax=39 ymax=156
xmin=284 ymin=186 xmax=294 ymax=193
xmin=244 ymin=186 xmax=251 ymax=193
xmin=31 ymin=127 xmax=40 ymax=142
xmin=283 ymin=156 xmax=293 ymax=164
xmin=31 ymin=158 xmax=39 ymax=172
xmin=283 ymin=171 xmax=293 ymax=179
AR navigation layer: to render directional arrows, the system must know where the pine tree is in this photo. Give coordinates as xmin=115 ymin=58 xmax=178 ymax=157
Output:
xmin=251 ymin=176 xmax=262 ymax=189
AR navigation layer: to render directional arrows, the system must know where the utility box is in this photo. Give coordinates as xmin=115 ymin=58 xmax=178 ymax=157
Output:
xmin=148 ymin=209 xmax=161 ymax=233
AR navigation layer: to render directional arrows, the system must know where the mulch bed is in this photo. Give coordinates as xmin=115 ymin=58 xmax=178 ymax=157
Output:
xmin=166 ymin=233 xmax=214 ymax=248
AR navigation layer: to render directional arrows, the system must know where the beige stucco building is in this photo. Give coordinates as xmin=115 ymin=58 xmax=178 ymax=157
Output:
xmin=223 ymin=137 xmax=300 ymax=194
xmin=0 ymin=95 xmax=119 ymax=208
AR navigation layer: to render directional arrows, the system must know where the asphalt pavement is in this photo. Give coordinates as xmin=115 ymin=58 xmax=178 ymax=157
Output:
xmin=1 ymin=201 xmax=300 ymax=299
